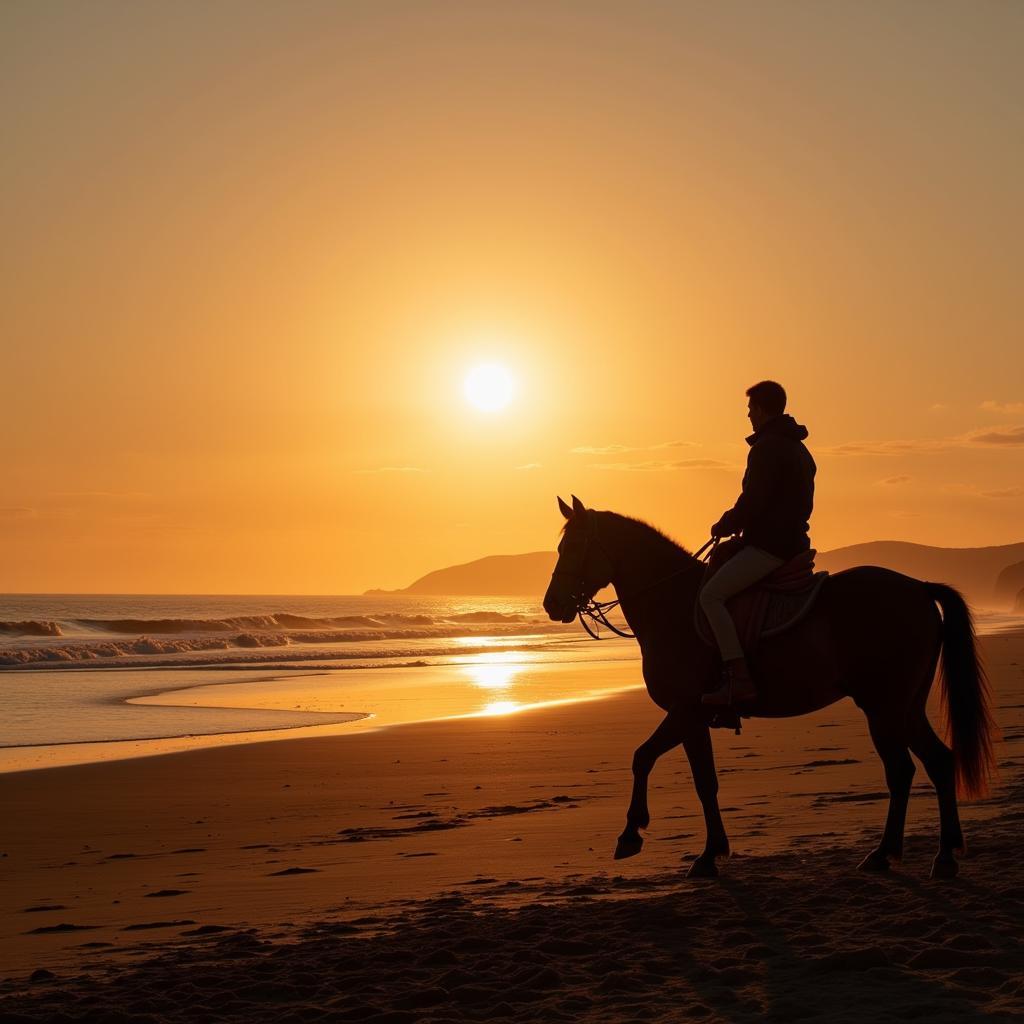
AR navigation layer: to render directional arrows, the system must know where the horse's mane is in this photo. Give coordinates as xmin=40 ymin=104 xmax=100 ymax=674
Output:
xmin=561 ymin=509 xmax=694 ymax=560
xmin=606 ymin=511 xmax=693 ymax=558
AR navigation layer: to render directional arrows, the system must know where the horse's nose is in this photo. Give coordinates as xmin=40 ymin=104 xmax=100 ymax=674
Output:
xmin=542 ymin=585 xmax=560 ymax=621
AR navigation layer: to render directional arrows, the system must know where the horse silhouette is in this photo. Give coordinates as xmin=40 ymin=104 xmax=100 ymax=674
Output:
xmin=543 ymin=495 xmax=996 ymax=879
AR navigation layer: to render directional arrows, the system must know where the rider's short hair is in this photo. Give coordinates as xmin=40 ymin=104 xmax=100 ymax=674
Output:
xmin=746 ymin=380 xmax=787 ymax=415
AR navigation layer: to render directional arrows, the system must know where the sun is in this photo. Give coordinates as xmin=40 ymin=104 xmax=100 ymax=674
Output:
xmin=463 ymin=362 xmax=517 ymax=412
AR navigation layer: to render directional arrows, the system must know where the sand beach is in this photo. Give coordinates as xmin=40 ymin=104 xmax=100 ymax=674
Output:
xmin=2 ymin=629 xmax=1022 ymax=1021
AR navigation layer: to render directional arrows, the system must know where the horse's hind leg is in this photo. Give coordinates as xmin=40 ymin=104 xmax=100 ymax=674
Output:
xmin=909 ymin=714 xmax=964 ymax=879
xmin=858 ymin=715 xmax=915 ymax=873
xmin=680 ymin=721 xmax=729 ymax=879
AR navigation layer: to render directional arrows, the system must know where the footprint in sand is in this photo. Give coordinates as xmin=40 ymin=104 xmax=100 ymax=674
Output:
xmin=121 ymin=920 xmax=196 ymax=931
xmin=25 ymin=923 xmax=100 ymax=935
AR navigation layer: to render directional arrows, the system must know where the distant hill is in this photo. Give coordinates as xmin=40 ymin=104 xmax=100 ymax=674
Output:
xmin=815 ymin=541 xmax=1024 ymax=608
xmin=995 ymin=560 xmax=1024 ymax=608
xmin=368 ymin=540 xmax=1024 ymax=607
xmin=366 ymin=551 xmax=557 ymax=597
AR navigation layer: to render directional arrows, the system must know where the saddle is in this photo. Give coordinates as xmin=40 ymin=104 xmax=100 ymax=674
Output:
xmin=695 ymin=539 xmax=829 ymax=656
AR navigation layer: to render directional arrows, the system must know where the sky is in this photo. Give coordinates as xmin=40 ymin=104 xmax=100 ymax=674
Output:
xmin=2 ymin=1 xmax=1023 ymax=594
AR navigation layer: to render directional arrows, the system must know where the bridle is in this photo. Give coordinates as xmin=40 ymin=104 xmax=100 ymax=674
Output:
xmin=550 ymin=515 xmax=718 ymax=640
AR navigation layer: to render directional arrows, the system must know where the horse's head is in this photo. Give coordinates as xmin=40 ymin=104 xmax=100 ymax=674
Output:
xmin=543 ymin=495 xmax=615 ymax=622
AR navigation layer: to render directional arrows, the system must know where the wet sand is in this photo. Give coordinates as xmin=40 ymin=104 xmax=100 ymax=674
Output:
xmin=2 ymin=630 xmax=1023 ymax=1021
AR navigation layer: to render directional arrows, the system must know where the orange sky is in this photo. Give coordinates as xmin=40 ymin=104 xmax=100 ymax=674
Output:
xmin=3 ymin=3 xmax=1023 ymax=594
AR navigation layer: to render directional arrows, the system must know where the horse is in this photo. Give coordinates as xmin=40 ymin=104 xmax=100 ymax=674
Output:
xmin=542 ymin=495 xmax=996 ymax=880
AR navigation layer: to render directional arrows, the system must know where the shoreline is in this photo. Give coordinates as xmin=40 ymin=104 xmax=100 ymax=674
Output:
xmin=0 ymin=648 xmax=643 ymax=773
xmin=5 ymin=618 xmax=1021 ymax=775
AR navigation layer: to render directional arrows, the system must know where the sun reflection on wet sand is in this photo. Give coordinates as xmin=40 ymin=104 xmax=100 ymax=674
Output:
xmin=451 ymin=635 xmax=547 ymax=649
xmin=478 ymin=700 xmax=522 ymax=716
xmin=457 ymin=653 xmax=525 ymax=690
xmin=0 ymin=656 xmax=644 ymax=770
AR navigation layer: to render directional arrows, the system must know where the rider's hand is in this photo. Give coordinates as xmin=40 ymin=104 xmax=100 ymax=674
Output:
xmin=711 ymin=511 xmax=739 ymax=538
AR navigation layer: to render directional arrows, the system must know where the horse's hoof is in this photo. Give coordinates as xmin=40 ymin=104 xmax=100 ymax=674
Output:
xmin=858 ymin=850 xmax=891 ymax=873
xmin=614 ymin=835 xmax=644 ymax=860
xmin=686 ymin=855 xmax=719 ymax=879
xmin=930 ymin=854 xmax=959 ymax=880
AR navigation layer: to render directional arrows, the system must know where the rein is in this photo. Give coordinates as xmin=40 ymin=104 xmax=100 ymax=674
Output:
xmin=554 ymin=522 xmax=719 ymax=641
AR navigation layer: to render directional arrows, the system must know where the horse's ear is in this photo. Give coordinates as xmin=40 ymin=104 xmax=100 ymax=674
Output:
xmin=571 ymin=494 xmax=586 ymax=515
xmin=557 ymin=496 xmax=573 ymax=520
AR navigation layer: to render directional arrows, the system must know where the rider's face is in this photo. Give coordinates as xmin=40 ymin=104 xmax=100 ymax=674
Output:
xmin=747 ymin=399 xmax=770 ymax=432
xmin=747 ymin=399 xmax=760 ymax=430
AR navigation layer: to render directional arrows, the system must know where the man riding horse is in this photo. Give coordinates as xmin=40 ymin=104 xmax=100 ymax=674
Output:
xmin=700 ymin=380 xmax=816 ymax=706
xmin=544 ymin=387 xmax=993 ymax=877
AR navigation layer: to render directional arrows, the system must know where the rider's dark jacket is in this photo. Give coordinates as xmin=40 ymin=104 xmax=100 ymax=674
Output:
xmin=717 ymin=414 xmax=816 ymax=560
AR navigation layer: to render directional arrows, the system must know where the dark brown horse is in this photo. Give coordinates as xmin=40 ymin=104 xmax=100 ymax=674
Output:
xmin=542 ymin=495 xmax=996 ymax=879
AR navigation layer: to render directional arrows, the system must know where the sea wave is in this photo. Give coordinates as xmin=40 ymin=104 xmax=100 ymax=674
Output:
xmin=0 ymin=620 xmax=63 ymax=637
xmin=0 ymin=620 xmax=573 ymax=667
xmin=67 ymin=610 xmax=531 ymax=635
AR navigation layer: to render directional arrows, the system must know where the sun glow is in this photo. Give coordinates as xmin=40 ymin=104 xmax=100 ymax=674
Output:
xmin=463 ymin=363 xmax=517 ymax=412
xmin=478 ymin=700 xmax=521 ymax=716
xmin=460 ymin=661 xmax=522 ymax=690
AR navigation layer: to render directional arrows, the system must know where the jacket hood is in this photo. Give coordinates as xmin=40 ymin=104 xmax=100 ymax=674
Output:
xmin=746 ymin=413 xmax=809 ymax=446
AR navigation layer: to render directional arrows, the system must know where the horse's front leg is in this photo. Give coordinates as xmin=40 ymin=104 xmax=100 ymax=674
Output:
xmin=614 ymin=710 xmax=686 ymax=860
xmin=680 ymin=720 xmax=729 ymax=878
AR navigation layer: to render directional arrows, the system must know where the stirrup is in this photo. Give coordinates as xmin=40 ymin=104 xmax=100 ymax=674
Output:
xmin=702 ymin=667 xmax=756 ymax=707
xmin=707 ymin=708 xmax=743 ymax=735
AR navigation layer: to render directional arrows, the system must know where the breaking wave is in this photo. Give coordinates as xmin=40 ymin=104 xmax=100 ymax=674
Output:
xmin=0 ymin=620 xmax=63 ymax=637
xmin=0 ymin=616 xmax=572 ymax=667
xmin=69 ymin=611 xmax=529 ymax=635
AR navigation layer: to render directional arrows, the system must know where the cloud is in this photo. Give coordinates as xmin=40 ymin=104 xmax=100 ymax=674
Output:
xmin=821 ymin=424 xmax=1024 ymax=456
xmin=877 ymin=476 xmax=911 ymax=485
xmin=979 ymin=487 xmax=1024 ymax=499
xmin=570 ymin=440 xmax=697 ymax=455
xmin=819 ymin=439 xmax=951 ymax=456
xmin=352 ymin=466 xmax=426 ymax=474
xmin=944 ymin=482 xmax=1024 ymax=500
xmin=964 ymin=425 xmax=1024 ymax=446
xmin=571 ymin=444 xmax=632 ymax=455
xmin=0 ymin=506 xmax=35 ymax=517
xmin=515 ymin=463 xmax=542 ymax=470
xmin=50 ymin=490 xmax=153 ymax=500
xmin=590 ymin=458 xmax=728 ymax=472
xmin=980 ymin=400 xmax=1024 ymax=415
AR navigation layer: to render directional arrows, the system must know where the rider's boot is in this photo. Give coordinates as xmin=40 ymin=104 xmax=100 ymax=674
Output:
xmin=701 ymin=657 xmax=756 ymax=706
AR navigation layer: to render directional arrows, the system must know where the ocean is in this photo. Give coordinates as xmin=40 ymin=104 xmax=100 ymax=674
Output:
xmin=0 ymin=593 xmax=641 ymax=771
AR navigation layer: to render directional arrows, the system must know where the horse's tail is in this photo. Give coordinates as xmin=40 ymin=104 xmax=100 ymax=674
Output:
xmin=926 ymin=582 xmax=997 ymax=800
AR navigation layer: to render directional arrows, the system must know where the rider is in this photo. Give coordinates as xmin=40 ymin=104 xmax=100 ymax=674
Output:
xmin=700 ymin=380 xmax=816 ymax=706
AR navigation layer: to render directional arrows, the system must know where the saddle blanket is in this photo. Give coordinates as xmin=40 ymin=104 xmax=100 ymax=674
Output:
xmin=695 ymin=543 xmax=829 ymax=654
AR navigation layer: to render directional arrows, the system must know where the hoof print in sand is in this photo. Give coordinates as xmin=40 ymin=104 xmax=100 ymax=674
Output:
xmin=25 ymin=922 xmax=100 ymax=935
